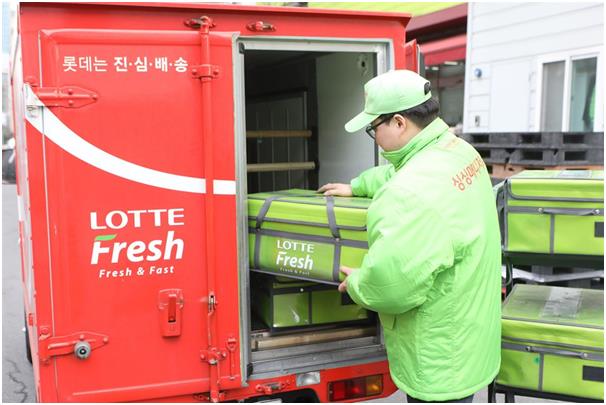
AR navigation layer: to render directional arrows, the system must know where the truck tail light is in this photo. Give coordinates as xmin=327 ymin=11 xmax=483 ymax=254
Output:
xmin=328 ymin=374 xmax=383 ymax=401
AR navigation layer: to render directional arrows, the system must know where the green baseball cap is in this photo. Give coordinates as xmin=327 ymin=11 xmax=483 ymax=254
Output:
xmin=344 ymin=69 xmax=432 ymax=133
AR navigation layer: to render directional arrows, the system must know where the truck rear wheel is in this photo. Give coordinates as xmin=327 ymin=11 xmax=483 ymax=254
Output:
xmin=24 ymin=316 xmax=32 ymax=364
xmin=245 ymin=389 xmax=319 ymax=403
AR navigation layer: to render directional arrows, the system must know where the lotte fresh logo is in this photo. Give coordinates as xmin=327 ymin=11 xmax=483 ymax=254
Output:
xmin=90 ymin=208 xmax=185 ymax=264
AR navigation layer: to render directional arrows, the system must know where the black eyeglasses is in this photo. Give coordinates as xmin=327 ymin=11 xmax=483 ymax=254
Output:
xmin=365 ymin=114 xmax=393 ymax=139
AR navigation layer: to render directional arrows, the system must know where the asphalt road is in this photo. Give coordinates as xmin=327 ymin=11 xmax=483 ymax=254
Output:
xmin=2 ymin=184 xmax=549 ymax=403
xmin=3 ymin=184 xmax=36 ymax=403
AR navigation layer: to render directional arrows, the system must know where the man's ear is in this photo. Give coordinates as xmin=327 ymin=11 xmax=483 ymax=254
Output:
xmin=394 ymin=114 xmax=407 ymax=131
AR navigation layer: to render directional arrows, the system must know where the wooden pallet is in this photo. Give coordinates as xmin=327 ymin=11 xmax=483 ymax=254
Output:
xmin=488 ymin=163 xmax=604 ymax=179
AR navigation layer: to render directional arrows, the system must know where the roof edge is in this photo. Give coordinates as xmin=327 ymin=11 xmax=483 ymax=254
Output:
xmin=407 ymin=3 xmax=467 ymax=34
xmin=28 ymin=2 xmax=412 ymax=22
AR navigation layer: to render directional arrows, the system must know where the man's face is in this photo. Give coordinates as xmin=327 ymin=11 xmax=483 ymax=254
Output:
xmin=372 ymin=114 xmax=408 ymax=152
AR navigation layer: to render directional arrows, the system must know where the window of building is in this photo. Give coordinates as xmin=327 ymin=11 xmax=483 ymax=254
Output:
xmin=538 ymin=51 xmax=601 ymax=132
xmin=569 ymin=58 xmax=597 ymax=131
xmin=540 ymin=61 xmax=565 ymax=131
xmin=426 ymin=61 xmax=465 ymax=129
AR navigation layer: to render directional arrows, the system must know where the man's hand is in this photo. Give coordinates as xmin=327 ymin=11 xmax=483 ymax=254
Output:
xmin=338 ymin=266 xmax=356 ymax=293
xmin=318 ymin=183 xmax=353 ymax=197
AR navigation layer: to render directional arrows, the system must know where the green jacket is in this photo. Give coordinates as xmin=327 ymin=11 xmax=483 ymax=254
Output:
xmin=347 ymin=118 xmax=501 ymax=401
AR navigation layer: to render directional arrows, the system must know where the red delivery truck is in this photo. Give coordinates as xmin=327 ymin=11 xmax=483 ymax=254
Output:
xmin=11 ymin=2 xmax=420 ymax=402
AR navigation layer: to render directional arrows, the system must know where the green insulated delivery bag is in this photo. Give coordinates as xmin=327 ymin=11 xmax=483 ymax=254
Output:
xmin=252 ymin=274 xmax=370 ymax=330
xmin=497 ymin=284 xmax=604 ymax=400
xmin=248 ymin=189 xmax=370 ymax=284
xmin=499 ymin=170 xmax=604 ymax=256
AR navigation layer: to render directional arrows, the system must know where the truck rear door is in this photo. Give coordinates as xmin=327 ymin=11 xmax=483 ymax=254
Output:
xmin=26 ymin=18 xmax=242 ymax=402
xmin=404 ymin=39 xmax=420 ymax=72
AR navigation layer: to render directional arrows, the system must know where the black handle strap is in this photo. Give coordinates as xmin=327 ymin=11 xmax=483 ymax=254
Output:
xmin=332 ymin=240 xmax=342 ymax=283
xmin=255 ymin=195 xmax=282 ymax=230
xmin=325 ymin=196 xmax=341 ymax=239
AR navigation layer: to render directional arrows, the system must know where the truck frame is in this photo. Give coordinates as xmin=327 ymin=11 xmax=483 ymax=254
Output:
xmin=11 ymin=2 xmax=417 ymax=402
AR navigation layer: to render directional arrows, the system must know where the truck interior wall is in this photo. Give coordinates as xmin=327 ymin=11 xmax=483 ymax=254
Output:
xmin=246 ymin=94 xmax=309 ymax=191
xmin=243 ymin=50 xmax=382 ymax=348
xmin=245 ymin=52 xmax=319 ymax=193
xmin=316 ymin=52 xmax=377 ymax=185
xmin=244 ymin=51 xmax=378 ymax=193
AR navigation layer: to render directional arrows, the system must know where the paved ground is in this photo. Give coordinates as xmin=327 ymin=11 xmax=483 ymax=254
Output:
xmin=367 ymin=385 xmax=553 ymax=403
xmin=2 ymin=184 xmax=553 ymax=403
xmin=3 ymin=184 xmax=36 ymax=402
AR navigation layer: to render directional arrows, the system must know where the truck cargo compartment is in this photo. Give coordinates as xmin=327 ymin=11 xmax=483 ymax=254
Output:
xmin=241 ymin=47 xmax=386 ymax=377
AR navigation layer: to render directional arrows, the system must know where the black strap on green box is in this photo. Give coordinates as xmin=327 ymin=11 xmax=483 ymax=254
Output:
xmin=251 ymin=194 xmax=368 ymax=283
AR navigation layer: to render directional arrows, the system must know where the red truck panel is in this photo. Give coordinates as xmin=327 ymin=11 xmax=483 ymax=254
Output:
xmin=24 ymin=23 xmax=241 ymax=403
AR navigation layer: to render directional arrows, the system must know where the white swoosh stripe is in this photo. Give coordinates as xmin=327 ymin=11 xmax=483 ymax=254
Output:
xmin=17 ymin=194 xmax=24 ymax=222
xmin=25 ymin=88 xmax=236 ymax=195
xmin=214 ymin=180 xmax=237 ymax=195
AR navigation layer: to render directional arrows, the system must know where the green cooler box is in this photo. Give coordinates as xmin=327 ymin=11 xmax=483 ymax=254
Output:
xmin=248 ymin=189 xmax=370 ymax=284
xmin=252 ymin=275 xmax=371 ymax=331
xmin=497 ymin=284 xmax=604 ymax=400
xmin=500 ymin=170 xmax=604 ymax=256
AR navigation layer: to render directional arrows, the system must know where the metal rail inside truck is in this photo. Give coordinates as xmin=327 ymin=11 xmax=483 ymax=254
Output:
xmin=11 ymin=2 xmax=420 ymax=402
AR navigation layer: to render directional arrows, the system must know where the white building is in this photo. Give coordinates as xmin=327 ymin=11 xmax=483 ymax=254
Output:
xmin=2 ymin=1 xmax=17 ymax=142
xmin=463 ymin=2 xmax=604 ymax=133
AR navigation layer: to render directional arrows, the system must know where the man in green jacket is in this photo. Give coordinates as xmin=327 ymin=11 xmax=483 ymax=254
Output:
xmin=319 ymin=70 xmax=501 ymax=402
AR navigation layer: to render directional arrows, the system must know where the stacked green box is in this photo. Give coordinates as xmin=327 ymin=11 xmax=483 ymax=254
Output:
xmin=248 ymin=189 xmax=370 ymax=284
xmin=497 ymin=284 xmax=604 ymax=400
xmin=499 ymin=170 xmax=604 ymax=256
xmin=252 ymin=275 xmax=371 ymax=330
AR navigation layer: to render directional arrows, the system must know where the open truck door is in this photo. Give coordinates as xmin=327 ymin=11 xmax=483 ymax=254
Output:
xmin=404 ymin=39 xmax=421 ymax=73
xmin=23 ymin=18 xmax=242 ymax=402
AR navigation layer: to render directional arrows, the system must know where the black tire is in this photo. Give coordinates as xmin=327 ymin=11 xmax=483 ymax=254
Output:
xmin=2 ymin=148 xmax=16 ymax=183
xmin=24 ymin=316 xmax=32 ymax=364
